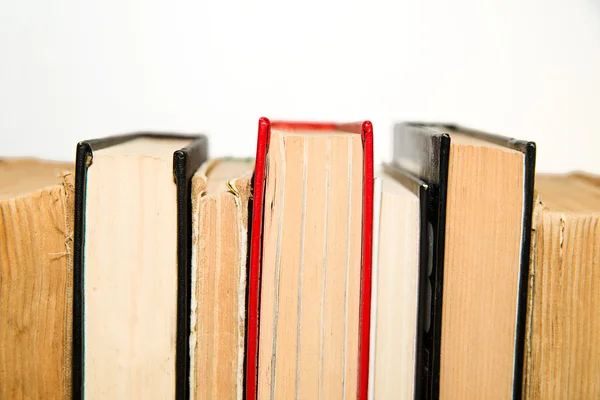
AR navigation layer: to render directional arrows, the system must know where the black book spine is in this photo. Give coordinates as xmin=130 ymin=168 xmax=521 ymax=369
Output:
xmin=173 ymin=138 xmax=208 ymax=400
xmin=393 ymin=122 xmax=535 ymax=400
xmin=73 ymin=133 xmax=207 ymax=400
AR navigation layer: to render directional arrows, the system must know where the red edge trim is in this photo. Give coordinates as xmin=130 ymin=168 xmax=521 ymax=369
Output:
xmin=358 ymin=120 xmax=374 ymax=400
xmin=246 ymin=117 xmax=270 ymax=400
xmin=245 ymin=118 xmax=374 ymax=400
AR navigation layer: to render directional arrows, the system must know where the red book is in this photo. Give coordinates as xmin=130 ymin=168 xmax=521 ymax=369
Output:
xmin=245 ymin=117 xmax=374 ymax=400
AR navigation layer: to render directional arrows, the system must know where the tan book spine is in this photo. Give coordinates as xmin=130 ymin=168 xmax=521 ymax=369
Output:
xmin=524 ymin=195 xmax=600 ymax=399
xmin=0 ymin=171 xmax=74 ymax=399
xmin=190 ymin=161 xmax=251 ymax=400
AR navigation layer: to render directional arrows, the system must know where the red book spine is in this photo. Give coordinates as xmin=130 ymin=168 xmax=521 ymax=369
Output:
xmin=245 ymin=118 xmax=374 ymax=400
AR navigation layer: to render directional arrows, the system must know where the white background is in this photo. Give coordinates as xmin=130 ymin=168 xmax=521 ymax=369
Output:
xmin=1 ymin=0 xmax=599 ymax=173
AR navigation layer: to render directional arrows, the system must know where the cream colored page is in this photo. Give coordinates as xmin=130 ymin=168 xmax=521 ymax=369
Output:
xmin=320 ymin=135 xmax=352 ymax=400
xmin=257 ymin=130 xmax=363 ymax=399
xmin=373 ymin=176 xmax=419 ymax=400
xmin=84 ymin=154 xmax=178 ymax=399
xmin=272 ymin=135 xmax=304 ymax=399
xmin=257 ymin=134 xmax=283 ymax=400
xmin=342 ymin=135 xmax=363 ymax=400
xmin=296 ymin=136 xmax=327 ymax=400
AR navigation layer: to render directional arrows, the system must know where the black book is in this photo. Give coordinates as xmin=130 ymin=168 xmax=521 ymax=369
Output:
xmin=389 ymin=122 xmax=535 ymax=400
xmin=73 ymin=133 xmax=208 ymax=400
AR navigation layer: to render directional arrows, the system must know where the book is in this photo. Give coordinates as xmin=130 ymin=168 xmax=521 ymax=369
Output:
xmin=189 ymin=158 xmax=253 ymax=400
xmin=73 ymin=133 xmax=208 ymax=399
xmin=391 ymin=122 xmax=535 ymax=399
xmin=369 ymin=165 xmax=435 ymax=400
xmin=369 ymin=171 xmax=418 ymax=400
xmin=245 ymin=118 xmax=374 ymax=400
xmin=523 ymin=173 xmax=600 ymax=399
xmin=0 ymin=159 xmax=74 ymax=399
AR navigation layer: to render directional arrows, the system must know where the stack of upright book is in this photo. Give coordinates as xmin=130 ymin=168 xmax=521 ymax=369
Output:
xmin=1 ymin=118 xmax=598 ymax=399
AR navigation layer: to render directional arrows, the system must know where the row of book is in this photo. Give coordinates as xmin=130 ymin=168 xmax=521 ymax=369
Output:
xmin=1 ymin=118 xmax=598 ymax=399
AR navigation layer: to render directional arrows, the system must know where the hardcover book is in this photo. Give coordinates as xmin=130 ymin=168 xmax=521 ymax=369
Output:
xmin=390 ymin=122 xmax=535 ymax=399
xmin=245 ymin=118 xmax=374 ymax=400
xmin=369 ymin=163 xmax=440 ymax=400
xmin=73 ymin=133 xmax=208 ymax=399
